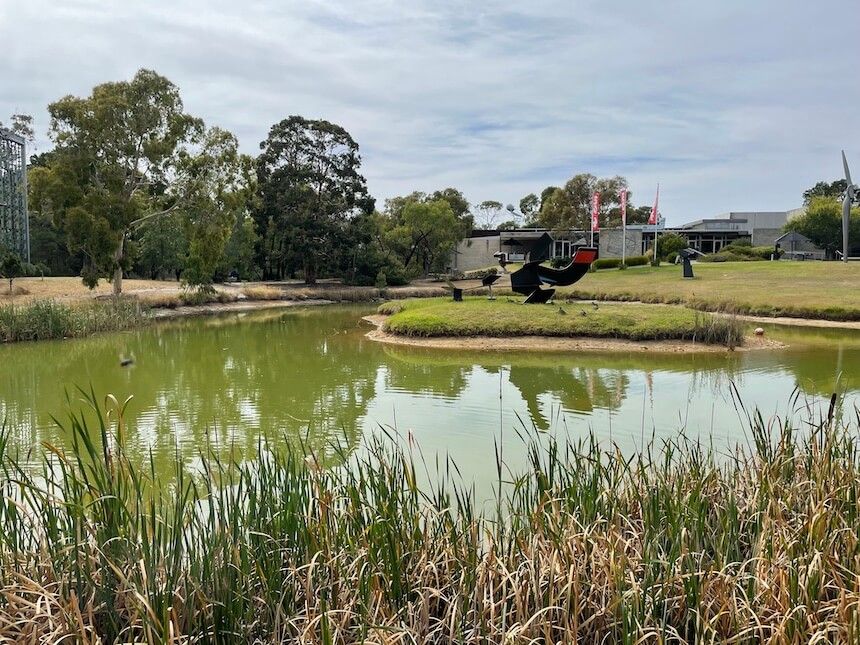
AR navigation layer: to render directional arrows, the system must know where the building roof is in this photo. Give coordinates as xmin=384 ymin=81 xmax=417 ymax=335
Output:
xmin=0 ymin=129 xmax=26 ymax=145
xmin=774 ymin=231 xmax=814 ymax=244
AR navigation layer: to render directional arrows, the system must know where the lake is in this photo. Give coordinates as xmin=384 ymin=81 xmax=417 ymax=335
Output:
xmin=1 ymin=305 xmax=858 ymax=487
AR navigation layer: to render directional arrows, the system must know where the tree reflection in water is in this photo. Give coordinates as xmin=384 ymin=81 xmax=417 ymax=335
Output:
xmin=0 ymin=308 xmax=857 ymax=481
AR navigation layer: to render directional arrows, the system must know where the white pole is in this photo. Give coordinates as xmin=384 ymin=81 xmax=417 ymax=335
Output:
xmin=620 ymin=188 xmax=627 ymax=266
xmin=654 ymin=228 xmax=658 ymax=266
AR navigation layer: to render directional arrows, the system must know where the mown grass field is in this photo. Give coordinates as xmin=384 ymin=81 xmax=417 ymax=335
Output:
xmin=380 ymin=297 xmax=744 ymax=345
xmin=558 ymin=261 xmax=860 ymax=320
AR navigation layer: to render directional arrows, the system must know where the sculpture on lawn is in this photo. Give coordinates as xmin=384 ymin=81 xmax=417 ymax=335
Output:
xmin=503 ymin=246 xmax=598 ymax=304
xmin=677 ymin=247 xmax=704 ymax=279
xmin=444 ymin=272 xmax=501 ymax=301
xmin=842 ymin=151 xmax=857 ymax=262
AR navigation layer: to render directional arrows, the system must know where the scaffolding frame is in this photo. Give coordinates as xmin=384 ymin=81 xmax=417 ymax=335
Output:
xmin=0 ymin=129 xmax=29 ymax=262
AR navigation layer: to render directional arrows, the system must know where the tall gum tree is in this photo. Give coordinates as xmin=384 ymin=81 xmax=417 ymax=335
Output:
xmin=255 ymin=117 xmax=373 ymax=283
xmin=34 ymin=69 xmax=201 ymax=295
xmin=538 ymin=174 xmax=630 ymax=231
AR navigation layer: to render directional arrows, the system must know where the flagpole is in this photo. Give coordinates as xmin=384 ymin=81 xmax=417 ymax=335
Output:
xmin=650 ymin=183 xmax=660 ymax=266
xmin=620 ymin=189 xmax=627 ymax=266
xmin=590 ymin=191 xmax=600 ymax=249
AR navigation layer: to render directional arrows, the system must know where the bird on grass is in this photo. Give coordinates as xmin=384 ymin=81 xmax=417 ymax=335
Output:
xmin=591 ymin=301 xmax=599 ymax=310
xmin=580 ymin=310 xmax=588 ymax=317
xmin=558 ymin=306 xmax=567 ymax=315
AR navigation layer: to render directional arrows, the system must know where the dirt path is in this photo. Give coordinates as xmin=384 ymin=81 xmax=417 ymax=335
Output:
xmin=362 ymin=315 xmax=784 ymax=354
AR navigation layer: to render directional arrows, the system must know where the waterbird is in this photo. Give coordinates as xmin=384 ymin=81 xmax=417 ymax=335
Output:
xmin=120 ymin=354 xmax=135 ymax=367
xmin=591 ymin=301 xmax=599 ymax=310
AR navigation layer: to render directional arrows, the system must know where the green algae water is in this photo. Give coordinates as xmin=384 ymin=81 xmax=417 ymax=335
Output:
xmin=1 ymin=305 xmax=858 ymax=484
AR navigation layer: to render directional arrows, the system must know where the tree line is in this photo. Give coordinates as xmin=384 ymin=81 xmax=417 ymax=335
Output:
xmin=2 ymin=69 xmax=661 ymax=294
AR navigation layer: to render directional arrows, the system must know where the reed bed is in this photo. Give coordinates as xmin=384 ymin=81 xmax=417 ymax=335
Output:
xmin=0 ymin=299 xmax=149 ymax=342
xmin=1 ymin=391 xmax=859 ymax=642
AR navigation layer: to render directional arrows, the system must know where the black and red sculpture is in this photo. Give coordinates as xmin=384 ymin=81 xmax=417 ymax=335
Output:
xmin=506 ymin=246 xmax=598 ymax=303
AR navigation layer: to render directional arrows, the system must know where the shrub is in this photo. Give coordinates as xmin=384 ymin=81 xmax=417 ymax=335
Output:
xmin=655 ymin=232 xmax=688 ymax=261
xmin=624 ymin=255 xmax=649 ymax=267
xmin=550 ymin=256 xmax=571 ymax=268
xmin=592 ymin=258 xmax=622 ymax=270
xmin=463 ymin=267 xmax=498 ymax=280
xmin=700 ymin=251 xmax=751 ymax=263
xmin=375 ymin=271 xmax=387 ymax=288
xmin=179 ymin=289 xmax=240 ymax=306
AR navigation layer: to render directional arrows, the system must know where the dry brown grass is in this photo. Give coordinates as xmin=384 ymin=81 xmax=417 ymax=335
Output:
xmin=242 ymin=285 xmax=286 ymax=300
xmin=0 ymin=276 xmax=184 ymax=303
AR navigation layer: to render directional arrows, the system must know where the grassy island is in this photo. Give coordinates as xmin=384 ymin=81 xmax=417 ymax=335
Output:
xmin=379 ymin=297 xmax=746 ymax=346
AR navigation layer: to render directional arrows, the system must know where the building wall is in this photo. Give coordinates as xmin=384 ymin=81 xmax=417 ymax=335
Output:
xmin=751 ymin=228 xmax=784 ymax=247
xmin=778 ymin=233 xmax=825 ymax=259
xmin=729 ymin=211 xmax=789 ymax=231
xmin=598 ymin=228 xmax=643 ymax=259
xmin=451 ymin=235 xmax=502 ymax=271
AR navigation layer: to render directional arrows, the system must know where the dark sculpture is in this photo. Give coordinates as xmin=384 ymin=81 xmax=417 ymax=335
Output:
xmin=506 ymin=246 xmax=598 ymax=303
xmin=842 ymin=151 xmax=856 ymax=261
xmin=445 ymin=272 xmax=502 ymax=302
xmin=677 ymin=248 xmax=703 ymax=278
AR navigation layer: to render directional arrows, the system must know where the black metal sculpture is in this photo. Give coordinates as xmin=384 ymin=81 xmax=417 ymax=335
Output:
xmin=506 ymin=246 xmax=598 ymax=303
xmin=677 ymin=248 xmax=703 ymax=279
xmin=444 ymin=272 xmax=502 ymax=301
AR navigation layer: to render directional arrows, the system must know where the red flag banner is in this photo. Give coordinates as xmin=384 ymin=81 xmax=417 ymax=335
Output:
xmin=648 ymin=184 xmax=660 ymax=225
xmin=620 ymin=189 xmax=628 ymax=226
xmin=591 ymin=192 xmax=600 ymax=232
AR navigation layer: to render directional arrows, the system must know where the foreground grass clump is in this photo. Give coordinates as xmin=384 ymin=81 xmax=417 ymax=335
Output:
xmin=381 ymin=297 xmax=745 ymax=346
xmin=560 ymin=261 xmax=860 ymax=320
xmin=1 ymin=392 xmax=859 ymax=642
xmin=0 ymin=299 xmax=149 ymax=342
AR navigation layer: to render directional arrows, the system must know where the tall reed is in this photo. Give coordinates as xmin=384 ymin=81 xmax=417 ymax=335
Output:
xmin=0 ymin=299 xmax=149 ymax=342
xmin=0 ymin=390 xmax=859 ymax=642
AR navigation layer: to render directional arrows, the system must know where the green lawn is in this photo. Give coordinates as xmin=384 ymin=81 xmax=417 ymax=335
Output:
xmin=558 ymin=261 xmax=860 ymax=320
xmin=380 ymin=297 xmax=744 ymax=346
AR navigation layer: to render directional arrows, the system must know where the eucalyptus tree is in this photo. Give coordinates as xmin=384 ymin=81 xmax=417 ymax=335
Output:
xmin=538 ymin=174 xmax=629 ymax=231
xmin=30 ymin=69 xmax=203 ymax=294
xmin=176 ymin=128 xmax=253 ymax=291
xmin=255 ymin=116 xmax=374 ymax=283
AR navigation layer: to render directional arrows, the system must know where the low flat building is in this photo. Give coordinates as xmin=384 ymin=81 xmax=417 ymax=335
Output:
xmin=450 ymin=229 xmax=554 ymax=271
xmin=672 ymin=210 xmax=802 ymax=253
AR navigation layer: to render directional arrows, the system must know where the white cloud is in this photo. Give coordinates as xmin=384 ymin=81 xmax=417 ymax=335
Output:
xmin=3 ymin=0 xmax=859 ymax=222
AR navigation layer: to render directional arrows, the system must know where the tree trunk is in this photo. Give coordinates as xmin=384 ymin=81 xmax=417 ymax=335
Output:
xmin=113 ymin=236 xmax=125 ymax=297
xmin=304 ymin=258 xmax=317 ymax=285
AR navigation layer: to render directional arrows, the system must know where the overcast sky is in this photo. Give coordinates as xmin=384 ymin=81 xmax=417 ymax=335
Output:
xmin=3 ymin=0 xmax=859 ymax=223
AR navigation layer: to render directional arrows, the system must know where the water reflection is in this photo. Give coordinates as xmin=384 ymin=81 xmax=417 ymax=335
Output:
xmin=0 ymin=306 xmax=857 ymax=482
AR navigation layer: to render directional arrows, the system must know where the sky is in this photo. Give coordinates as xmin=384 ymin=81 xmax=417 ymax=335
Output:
xmin=2 ymin=0 xmax=859 ymax=224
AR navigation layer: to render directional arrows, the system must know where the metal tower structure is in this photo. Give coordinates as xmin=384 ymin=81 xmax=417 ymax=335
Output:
xmin=0 ymin=129 xmax=29 ymax=262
